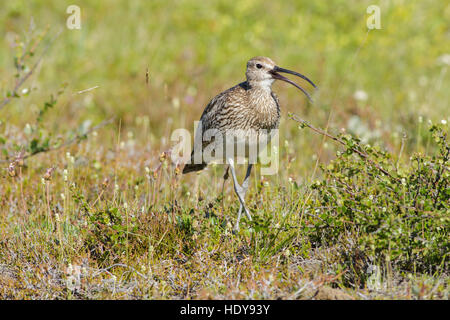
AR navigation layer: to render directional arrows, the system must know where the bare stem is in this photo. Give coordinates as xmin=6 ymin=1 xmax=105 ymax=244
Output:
xmin=289 ymin=113 xmax=399 ymax=181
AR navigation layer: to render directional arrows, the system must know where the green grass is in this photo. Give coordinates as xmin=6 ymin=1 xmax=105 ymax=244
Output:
xmin=0 ymin=0 xmax=448 ymax=299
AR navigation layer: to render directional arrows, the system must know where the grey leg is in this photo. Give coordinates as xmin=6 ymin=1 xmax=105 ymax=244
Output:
xmin=235 ymin=164 xmax=253 ymax=230
xmin=228 ymin=158 xmax=253 ymax=231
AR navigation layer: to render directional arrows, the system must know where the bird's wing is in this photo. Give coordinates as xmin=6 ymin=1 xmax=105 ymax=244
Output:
xmin=198 ymin=82 xmax=249 ymax=132
xmin=190 ymin=82 xmax=249 ymax=159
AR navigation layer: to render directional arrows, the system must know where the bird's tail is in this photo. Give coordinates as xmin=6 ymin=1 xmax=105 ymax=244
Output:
xmin=182 ymin=162 xmax=207 ymax=174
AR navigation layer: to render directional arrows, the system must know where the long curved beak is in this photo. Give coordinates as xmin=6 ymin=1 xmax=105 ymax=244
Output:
xmin=270 ymin=66 xmax=317 ymax=102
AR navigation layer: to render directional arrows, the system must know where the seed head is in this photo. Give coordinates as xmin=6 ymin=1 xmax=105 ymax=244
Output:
xmin=44 ymin=167 xmax=54 ymax=181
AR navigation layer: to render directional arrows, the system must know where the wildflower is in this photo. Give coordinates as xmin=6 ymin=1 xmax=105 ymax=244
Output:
xmin=44 ymin=167 xmax=54 ymax=181
xmin=441 ymin=119 xmax=447 ymax=125
xmin=24 ymin=123 xmax=32 ymax=135
xmin=353 ymin=90 xmax=368 ymax=102
xmin=172 ymin=97 xmax=180 ymax=109
xmin=437 ymin=53 xmax=450 ymax=66
xmin=8 ymin=162 xmax=16 ymax=177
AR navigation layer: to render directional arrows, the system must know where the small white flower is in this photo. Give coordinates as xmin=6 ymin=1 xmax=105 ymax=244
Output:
xmin=172 ymin=97 xmax=180 ymax=109
xmin=123 ymin=202 xmax=128 ymax=209
xmin=145 ymin=166 xmax=150 ymax=174
xmin=437 ymin=53 xmax=450 ymax=66
xmin=66 ymin=152 xmax=71 ymax=159
xmin=441 ymin=119 xmax=447 ymax=125
xmin=61 ymin=193 xmax=65 ymax=200
xmin=21 ymin=88 xmax=29 ymax=94
xmin=353 ymin=90 xmax=368 ymax=102
xmin=418 ymin=116 xmax=423 ymax=123
xmin=24 ymin=123 xmax=32 ymax=135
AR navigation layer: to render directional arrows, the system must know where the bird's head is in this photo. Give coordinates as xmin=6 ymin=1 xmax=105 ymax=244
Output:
xmin=246 ymin=56 xmax=317 ymax=101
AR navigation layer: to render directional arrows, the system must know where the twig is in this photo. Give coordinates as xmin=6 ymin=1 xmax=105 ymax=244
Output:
xmin=289 ymin=113 xmax=399 ymax=182
xmin=1 ymin=117 xmax=114 ymax=163
xmin=0 ymin=29 xmax=62 ymax=111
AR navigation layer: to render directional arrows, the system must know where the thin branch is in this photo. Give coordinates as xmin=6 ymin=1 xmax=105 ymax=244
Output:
xmin=289 ymin=113 xmax=399 ymax=182
xmin=0 ymin=29 xmax=62 ymax=111
xmin=1 ymin=117 xmax=115 ymax=163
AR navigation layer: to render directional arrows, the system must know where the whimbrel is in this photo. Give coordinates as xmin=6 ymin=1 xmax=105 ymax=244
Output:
xmin=183 ymin=56 xmax=316 ymax=231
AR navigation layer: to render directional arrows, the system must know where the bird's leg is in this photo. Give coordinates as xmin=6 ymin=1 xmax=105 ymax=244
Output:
xmin=234 ymin=164 xmax=253 ymax=231
xmin=227 ymin=158 xmax=252 ymax=231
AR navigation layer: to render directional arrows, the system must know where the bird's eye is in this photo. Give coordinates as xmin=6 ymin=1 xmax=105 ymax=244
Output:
xmin=256 ymin=64 xmax=263 ymax=69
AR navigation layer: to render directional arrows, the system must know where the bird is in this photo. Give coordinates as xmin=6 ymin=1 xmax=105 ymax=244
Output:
xmin=183 ymin=56 xmax=316 ymax=231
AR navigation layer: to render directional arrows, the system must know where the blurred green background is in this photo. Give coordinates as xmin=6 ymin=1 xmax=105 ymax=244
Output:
xmin=1 ymin=0 xmax=449 ymax=160
xmin=0 ymin=0 xmax=449 ymax=300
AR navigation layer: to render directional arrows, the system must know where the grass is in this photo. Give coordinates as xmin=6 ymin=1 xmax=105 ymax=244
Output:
xmin=0 ymin=0 xmax=449 ymax=299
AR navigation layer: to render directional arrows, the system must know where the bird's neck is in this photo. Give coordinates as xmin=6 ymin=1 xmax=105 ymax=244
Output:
xmin=247 ymin=79 xmax=274 ymax=93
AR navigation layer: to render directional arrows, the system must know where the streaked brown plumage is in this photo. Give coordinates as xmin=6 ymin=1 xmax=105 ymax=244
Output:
xmin=183 ymin=56 xmax=316 ymax=231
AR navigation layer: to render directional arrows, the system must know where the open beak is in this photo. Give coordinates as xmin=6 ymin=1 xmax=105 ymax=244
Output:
xmin=270 ymin=66 xmax=317 ymax=102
